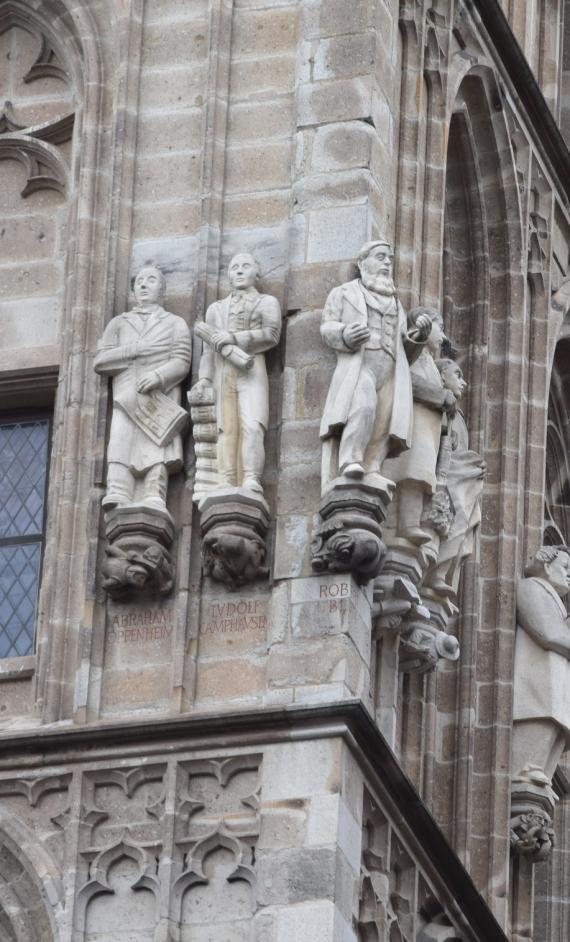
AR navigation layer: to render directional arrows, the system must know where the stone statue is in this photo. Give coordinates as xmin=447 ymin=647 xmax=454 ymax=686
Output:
xmin=192 ymin=253 xmax=281 ymax=495
xmin=94 ymin=266 xmax=192 ymax=513
xmin=511 ymin=545 xmax=570 ymax=861
xmin=423 ymin=358 xmax=485 ymax=596
xmin=383 ymin=308 xmax=456 ymax=545
xmin=319 ymin=240 xmax=432 ymax=492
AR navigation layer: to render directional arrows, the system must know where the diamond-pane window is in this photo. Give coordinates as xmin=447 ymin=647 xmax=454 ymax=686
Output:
xmin=0 ymin=418 xmax=50 ymax=658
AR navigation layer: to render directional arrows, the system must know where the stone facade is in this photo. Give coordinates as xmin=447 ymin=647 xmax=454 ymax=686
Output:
xmin=1 ymin=0 xmax=570 ymax=939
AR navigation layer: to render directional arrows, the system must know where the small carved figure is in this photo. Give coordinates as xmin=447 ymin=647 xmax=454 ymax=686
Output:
xmin=512 ymin=546 xmax=570 ymax=785
xmin=101 ymin=542 xmax=174 ymax=598
xmin=510 ymin=810 xmax=555 ymax=863
xmin=312 ymin=518 xmax=385 ymax=584
xmin=192 ymin=253 xmax=281 ymax=495
xmin=202 ymin=525 xmax=268 ymax=590
xmin=423 ymin=358 xmax=485 ymax=595
xmin=94 ymin=266 xmax=192 ymax=512
xmin=319 ymin=240 xmax=432 ymax=491
xmin=384 ymin=308 xmax=456 ymax=544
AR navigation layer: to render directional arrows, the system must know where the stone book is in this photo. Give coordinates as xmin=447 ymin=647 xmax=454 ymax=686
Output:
xmin=132 ymin=390 xmax=189 ymax=447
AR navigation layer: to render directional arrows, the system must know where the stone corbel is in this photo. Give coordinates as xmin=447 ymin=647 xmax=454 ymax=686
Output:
xmin=198 ymin=488 xmax=270 ymax=590
xmin=312 ymin=479 xmax=390 ymax=586
xmin=102 ymin=507 xmax=175 ymax=600
xmin=510 ymin=767 xmax=557 ymax=864
xmin=372 ymin=546 xmax=460 ymax=673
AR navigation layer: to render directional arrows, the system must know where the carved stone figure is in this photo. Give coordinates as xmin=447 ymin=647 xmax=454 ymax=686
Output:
xmin=374 ymin=356 xmax=480 ymax=672
xmin=95 ymin=266 xmax=192 ymax=513
xmin=312 ymin=516 xmax=385 ymax=585
xmin=95 ymin=267 xmax=191 ymax=599
xmin=511 ymin=545 xmax=570 ymax=861
xmin=383 ymin=308 xmax=456 ymax=545
xmin=319 ymin=240 xmax=432 ymax=491
xmin=202 ymin=525 xmax=268 ymax=590
xmin=192 ymin=253 xmax=281 ymax=495
xmin=101 ymin=541 xmax=174 ymax=599
xmin=423 ymin=358 xmax=485 ymax=595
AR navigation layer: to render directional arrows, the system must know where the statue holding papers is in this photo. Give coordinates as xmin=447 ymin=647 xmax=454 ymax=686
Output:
xmin=190 ymin=252 xmax=281 ymax=589
xmin=95 ymin=266 xmax=191 ymax=598
xmin=95 ymin=266 xmax=192 ymax=514
xmin=191 ymin=253 xmax=281 ymax=496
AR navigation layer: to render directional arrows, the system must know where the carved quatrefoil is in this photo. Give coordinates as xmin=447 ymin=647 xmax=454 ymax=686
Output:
xmin=0 ymin=15 xmax=74 ymax=196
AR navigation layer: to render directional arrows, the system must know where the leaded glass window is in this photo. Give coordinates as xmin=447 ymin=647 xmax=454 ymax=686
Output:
xmin=0 ymin=417 xmax=51 ymax=658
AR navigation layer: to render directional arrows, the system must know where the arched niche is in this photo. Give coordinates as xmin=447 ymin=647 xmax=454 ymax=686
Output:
xmin=0 ymin=2 xmax=79 ymax=358
xmin=544 ymin=337 xmax=570 ymax=544
xmin=0 ymin=812 xmax=63 ymax=941
xmin=443 ymin=67 xmax=523 ymax=449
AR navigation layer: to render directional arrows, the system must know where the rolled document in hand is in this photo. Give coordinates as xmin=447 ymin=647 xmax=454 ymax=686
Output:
xmin=194 ymin=322 xmax=254 ymax=370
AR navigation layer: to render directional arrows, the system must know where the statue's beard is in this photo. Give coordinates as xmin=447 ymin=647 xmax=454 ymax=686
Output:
xmin=361 ymin=272 xmax=395 ymax=296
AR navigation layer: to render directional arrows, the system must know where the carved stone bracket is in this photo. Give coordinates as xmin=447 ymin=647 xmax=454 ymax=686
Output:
xmin=510 ymin=770 xmax=557 ymax=864
xmin=312 ymin=479 xmax=392 ymax=586
xmin=510 ymin=767 xmax=558 ymax=862
xmin=197 ymin=488 xmax=270 ymax=590
xmin=102 ymin=506 xmax=175 ymax=599
xmin=372 ymin=547 xmax=460 ymax=672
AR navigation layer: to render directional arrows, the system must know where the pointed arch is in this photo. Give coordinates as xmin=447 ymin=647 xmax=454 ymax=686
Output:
xmin=0 ymin=809 xmax=64 ymax=942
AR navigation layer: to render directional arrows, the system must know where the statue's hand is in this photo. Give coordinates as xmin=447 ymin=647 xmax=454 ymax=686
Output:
xmin=413 ymin=312 xmax=432 ymax=341
xmin=137 ymin=372 xmax=161 ymax=394
xmin=343 ymin=323 xmax=370 ymax=350
xmin=211 ymin=330 xmax=234 ymax=352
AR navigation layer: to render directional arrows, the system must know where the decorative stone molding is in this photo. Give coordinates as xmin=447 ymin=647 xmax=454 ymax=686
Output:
xmin=0 ymin=12 xmax=74 ymax=197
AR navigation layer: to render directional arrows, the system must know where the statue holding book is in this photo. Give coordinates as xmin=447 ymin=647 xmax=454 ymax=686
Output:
xmin=95 ymin=266 xmax=192 ymax=514
xmin=190 ymin=253 xmax=281 ymax=589
xmin=95 ymin=266 xmax=191 ymax=598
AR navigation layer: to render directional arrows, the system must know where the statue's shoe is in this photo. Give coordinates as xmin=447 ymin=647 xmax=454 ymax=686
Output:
xmin=102 ymin=493 xmax=124 ymax=509
xmin=243 ymin=478 xmax=264 ymax=494
xmin=342 ymin=463 xmax=365 ymax=478
xmin=363 ymin=471 xmax=396 ymax=493
xmin=400 ymin=526 xmax=431 ymax=546
xmin=142 ymin=497 xmax=168 ymax=512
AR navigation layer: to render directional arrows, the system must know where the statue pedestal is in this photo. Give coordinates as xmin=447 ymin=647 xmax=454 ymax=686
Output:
xmin=511 ymin=769 xmax=557 ymax=863
xmin=197 ymin=488 xmax=270 ymax=590
xmin=372 ymin=546 xmax=460 ymax=672
xmin=311 ymin=478 xmax=392 ymax=585
xmin=102 ymin=505 xmax=175 ymax=599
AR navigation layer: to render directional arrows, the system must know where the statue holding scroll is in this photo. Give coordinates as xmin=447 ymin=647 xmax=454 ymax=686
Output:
xmin=94 ymin=266 xmax=192 ymax=513
xmin=192 ymin=253 xmax=281 ymax=495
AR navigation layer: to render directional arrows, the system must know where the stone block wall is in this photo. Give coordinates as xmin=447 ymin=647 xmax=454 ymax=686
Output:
xmin=1 ymin=0 xmax=570 ymax=939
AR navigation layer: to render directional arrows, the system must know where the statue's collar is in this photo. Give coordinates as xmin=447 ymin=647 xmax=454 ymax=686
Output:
xmin=130 ymin=304 xmax=165 ymax=316
xmin=230 ymin=287 xmax=258 ymax=302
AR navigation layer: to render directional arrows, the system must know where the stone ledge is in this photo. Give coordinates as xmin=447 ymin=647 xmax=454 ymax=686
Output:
xmin=0 ymin=700 xmax=508 ymax=942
